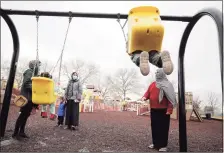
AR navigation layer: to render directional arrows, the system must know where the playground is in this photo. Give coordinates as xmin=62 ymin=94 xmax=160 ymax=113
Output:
xmin=1 ymin=1 xmax=223 ymax=152
xmin=0 ymin=105 xmax=223 ymax=152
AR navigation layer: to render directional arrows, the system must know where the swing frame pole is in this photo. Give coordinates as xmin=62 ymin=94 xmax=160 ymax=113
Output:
xmin=1 ymin=8 xmax=193 ymax=22
xmin=0 ymin=9 xmax=20 ymax=138
xmin=0 ymin=8 xmax=223 ymax=153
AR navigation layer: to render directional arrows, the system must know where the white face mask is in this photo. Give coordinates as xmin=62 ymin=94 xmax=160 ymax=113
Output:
xmin=72 ymin=75 xmax=78 ymax=80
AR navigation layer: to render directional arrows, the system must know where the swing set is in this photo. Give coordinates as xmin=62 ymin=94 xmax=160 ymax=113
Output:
xmin=0 ymin=6 xmax=223 ymax=152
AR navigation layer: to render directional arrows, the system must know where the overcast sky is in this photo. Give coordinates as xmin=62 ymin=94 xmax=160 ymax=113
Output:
xmin=1 ymin=1 xmax=223 ymax=111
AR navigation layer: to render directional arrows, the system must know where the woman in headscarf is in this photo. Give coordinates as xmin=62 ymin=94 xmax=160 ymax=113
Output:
xmin=141 ymin=68 xmax=177 ymax=152
xmin=12 ymin=60 xmax=41 ymax=140
xmin=64 ymin=72 xmax=83 ymax=130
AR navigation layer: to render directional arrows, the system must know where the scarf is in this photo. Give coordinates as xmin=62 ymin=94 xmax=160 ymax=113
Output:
xmin=155 ymin=68 xmax=177 ymax=108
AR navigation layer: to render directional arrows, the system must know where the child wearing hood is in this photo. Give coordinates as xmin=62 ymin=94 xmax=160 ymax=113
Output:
xmin=40 ymin=72 xmax=57 ymax=120
xmin=57 ymin=96 xmax=66 ymax=127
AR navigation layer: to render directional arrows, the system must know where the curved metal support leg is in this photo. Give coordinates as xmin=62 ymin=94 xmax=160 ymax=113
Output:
xmin=0 ymin=9 xmax=20 ymax=137
xmin=178 ymin=8 xmax=223 ymax=152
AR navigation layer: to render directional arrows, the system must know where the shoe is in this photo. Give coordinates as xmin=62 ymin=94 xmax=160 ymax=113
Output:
xmin=71 ymin=126 xmax=76 ymax=130
xmin=41 ymin=112 xmax=48 ymax=118
xmin=140 ymin=51 xmax=150 ymax=76
xmin=12 ymin=134 xmax=21 ymax=140
xmin=18 ymin=133 xmax=29 ymax=138
xmin=161 ymin=51 xmax=173 ymax=75
xmin=49 ymin=114 xmax=56 ymax=120
xmin=148 ymin=144 xmax=154 ymax=149
xmin=159 ymin=147 xmax=167 ymax=152
xmin=64 ymin=126 xmax=71 ymax=130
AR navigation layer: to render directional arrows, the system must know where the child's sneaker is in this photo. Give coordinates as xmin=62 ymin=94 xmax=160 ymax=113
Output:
xmin=161 ymin=51 xmax=173 ymax=75
xmin=148 ymin=144 xmax=155 ymax=149
xmin=159 ymin=147 xmax=167 ymax=152
xmin=140 ymin=51 xmax=150 ymax=76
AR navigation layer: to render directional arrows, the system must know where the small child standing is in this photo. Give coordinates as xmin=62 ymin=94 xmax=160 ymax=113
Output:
xmin=57 ymin=97 xmax=66 ymax=127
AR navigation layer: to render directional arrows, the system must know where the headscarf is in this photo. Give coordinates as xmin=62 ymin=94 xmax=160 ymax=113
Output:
xmin=155 ymin=68 xmax=177 ymax=108
xmin=29 ymin=60 xmax=41 ymax=69
xmin=29 ymin=60 xmax=41 ymax=76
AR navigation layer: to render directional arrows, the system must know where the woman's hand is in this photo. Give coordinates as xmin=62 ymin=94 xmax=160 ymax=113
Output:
xmin=141 ymin=97 xmax=147 ymax=101
xmin=166 ymin=111 xmax=172 ymax=115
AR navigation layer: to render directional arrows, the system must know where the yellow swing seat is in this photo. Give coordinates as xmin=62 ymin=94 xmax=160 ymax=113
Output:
xmin=127 ymin=6 xmax=164 ymax=55
xmin=32 ymin=77 xmax=57 ymax=105
xmin=14 ymin=95 xmax=28 ymax=107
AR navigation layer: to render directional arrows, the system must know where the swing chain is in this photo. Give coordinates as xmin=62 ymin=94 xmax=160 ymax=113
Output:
xmin=116 ymin=13 xmax=127 ymax=43
xmin=50 ymin=11 xmax=73 ymax=85
xmin=58 ymin=12 xmax=73 ymax=83
xmin=32 ymin=10 xmax=40 ymax=77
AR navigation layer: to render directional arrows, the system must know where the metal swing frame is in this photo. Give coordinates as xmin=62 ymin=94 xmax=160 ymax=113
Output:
xmin=0 ymin=7 xmax=223 ymax=152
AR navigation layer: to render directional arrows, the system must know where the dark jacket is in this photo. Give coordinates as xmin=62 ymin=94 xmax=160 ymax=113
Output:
xmin=20 ymin=69 xmax=33 ymax=101
xmin=20 ymin=68 xmax=38 ymax=109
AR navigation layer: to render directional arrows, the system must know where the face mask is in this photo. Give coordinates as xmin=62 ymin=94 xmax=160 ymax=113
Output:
xmin=72 ymin=75 xmax=78 ymax=80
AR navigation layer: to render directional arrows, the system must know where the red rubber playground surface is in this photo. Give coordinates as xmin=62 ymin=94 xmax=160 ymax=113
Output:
xmin=1 ymin=105 xmax=223 ymax=152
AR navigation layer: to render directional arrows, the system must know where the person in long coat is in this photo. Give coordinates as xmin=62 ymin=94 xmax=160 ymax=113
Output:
xmin=64 ymin=72 xmax=83 ymax=130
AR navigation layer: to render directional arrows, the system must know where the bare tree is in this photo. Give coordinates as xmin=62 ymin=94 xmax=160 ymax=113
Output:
xmin=95 ymin=75 xmax=112 ymax=102
xmin=207 ymin=92 xmax=218 ymax=115
xmin=41 ymin=60 xmax=54 ymax=72
xmin=1 ymin=59 xmax=11 ymax=77
xmin=1 ymin=59 xmax=29 ymax=89
xmin=14 ymin=61 xmax=28 ymax=89
xmin=108 ymin=68 xmax=141 ymax=100
xmin=62 ymin=59 xmax=99 ymax=85
xmin=193 ymin=96 xmax=202 ymax=110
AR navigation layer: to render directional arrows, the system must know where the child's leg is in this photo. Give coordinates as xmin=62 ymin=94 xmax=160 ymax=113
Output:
xmin=41 ymin=105 xmax=48 ymax=118
xmin=130 ymin=51 xmax=141 ymax=67
xmin=49 ymin=103 xmax=56 ymax=120
xmin=57 ymin=116 xmax=60 ymax=125
xmin=149 ymin=50 xmax=173 ymax=75
xmin=160 ymin=50 xmax=174 ymax=75
xmin=61 ymin=116 xmax=64 ymax=125
xmin=58 ymin=116 xmax=63 ymax=125
xmin=131 ymin=50 xmax=150 ymax=76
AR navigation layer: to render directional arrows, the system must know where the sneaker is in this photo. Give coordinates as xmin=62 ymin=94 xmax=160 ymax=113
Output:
xmin=140 ymin=51 xmax=150 ymax=76
xmin=148 ymin=144 xmax=154 ymax=149
xmin=159 ymin=147 xmax=167 ymax=152
xmin=161 ymin=51 xmax=173 ymax=75
xmin=18 ymin=133 xmax=29 ymax=138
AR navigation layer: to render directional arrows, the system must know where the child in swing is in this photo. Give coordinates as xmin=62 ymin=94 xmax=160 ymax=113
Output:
xmin=56 ymin=96 xmax=66 ymax=127
xmin=126 ymin=6 xmax=174 ymax=76
xmin=127 ymin=40 xmax=174 ymax=76
xmin=40 ymin=72 xmax=57 ymax=120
